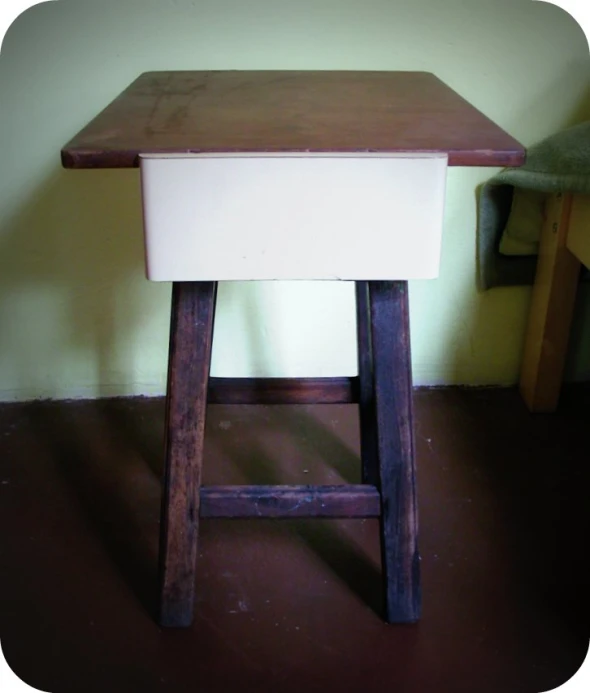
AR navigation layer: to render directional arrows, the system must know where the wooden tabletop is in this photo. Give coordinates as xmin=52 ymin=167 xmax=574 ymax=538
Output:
xmin=61 ymin=71 xmax=525 ymax=169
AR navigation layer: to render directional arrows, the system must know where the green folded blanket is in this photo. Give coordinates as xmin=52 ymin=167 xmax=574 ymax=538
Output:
xmin=477 ymin=120 xmax=590 ymax=289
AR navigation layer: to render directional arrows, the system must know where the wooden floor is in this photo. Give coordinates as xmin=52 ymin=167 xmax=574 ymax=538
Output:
xmin=1 ymin=387 xmax=588 ymax=693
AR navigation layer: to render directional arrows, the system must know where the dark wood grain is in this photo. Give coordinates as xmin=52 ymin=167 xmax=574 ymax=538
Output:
xmin=355 ymin=282 xmax=379 ymax=485
xmin=207 ymin=377 xmax=358 ymax=404
xmin=199 ymin=485 xmax=381 ymax=519
xmin=61 ymin=71 xmax=524 ymax=168
xmin=158 ymin=281 xmax=217 ymax=628
xmin=369 ymin=281 xmax=420 ymax=623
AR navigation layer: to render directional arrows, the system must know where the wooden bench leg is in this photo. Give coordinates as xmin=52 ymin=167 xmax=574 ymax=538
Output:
xmin=369 ymin=280 xmax=421 ymax=623
xmin=519 ymin=193 xmax=581 ymax=412
xmin=356 ymin=281 xmax=379 ymax=486
xmin=158 ymin=281 xmax=217 ymax=627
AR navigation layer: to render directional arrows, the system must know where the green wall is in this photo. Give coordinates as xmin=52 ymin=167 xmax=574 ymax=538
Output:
xmin=1 ymin=0 xmax=589 ymax=400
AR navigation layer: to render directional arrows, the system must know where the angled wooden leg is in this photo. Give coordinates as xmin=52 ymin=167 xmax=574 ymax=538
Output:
xmin=519 ymin=192 xmax=580 ymax=412
xmin=369 ymin=280 xmax=421 ymax=623
xmin=355 ymin=281 xmax=379 ymax=486
xmin=158 ymin=281 xmax=217 ymax=627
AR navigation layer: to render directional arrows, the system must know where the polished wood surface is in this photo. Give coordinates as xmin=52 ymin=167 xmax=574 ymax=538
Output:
xmin=62 ymin=71 xmax=524 ymax=168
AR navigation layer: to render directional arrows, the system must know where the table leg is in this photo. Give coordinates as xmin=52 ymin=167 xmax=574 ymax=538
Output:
xmin=369 ymin=280 xmax=421 ymax=623
xmin=519 ymin=192 xmax=580 ymax=412
xmin=355 ymin=281 xmax=379 ymax=486
xmin=158 ymin=281 xmax=217 ymax=627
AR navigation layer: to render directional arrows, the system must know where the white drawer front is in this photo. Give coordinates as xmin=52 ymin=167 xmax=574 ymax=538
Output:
xmin=140 ymin=153 xmax=448 ymax=281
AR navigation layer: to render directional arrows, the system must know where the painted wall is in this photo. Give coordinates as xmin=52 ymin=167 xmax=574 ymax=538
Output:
xmin=1 ymin=0 xmax=589 ymax=400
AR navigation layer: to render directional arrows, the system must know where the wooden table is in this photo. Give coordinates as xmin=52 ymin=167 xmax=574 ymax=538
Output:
xmin=62 ymin=71 xmax=525 ymax=627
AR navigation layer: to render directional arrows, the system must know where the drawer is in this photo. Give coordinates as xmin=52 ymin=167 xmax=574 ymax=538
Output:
xmin=139 ymin=153 xmax=448 ymax=281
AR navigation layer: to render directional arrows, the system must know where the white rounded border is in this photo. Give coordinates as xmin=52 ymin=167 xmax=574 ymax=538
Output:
xmin=0 ymin=1 xmax=56 ymax=54
xmin=0 ymin=637 xmax=49 ymax=693
xmin=0 ymin=1 xmax=588 ymax=692
xmin=536 ymin=0 xmax=590 ymax=50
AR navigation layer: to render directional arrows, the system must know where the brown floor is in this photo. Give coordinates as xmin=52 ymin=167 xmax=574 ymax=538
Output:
xmin=1 ymin=387 xmax=588 ymax=693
